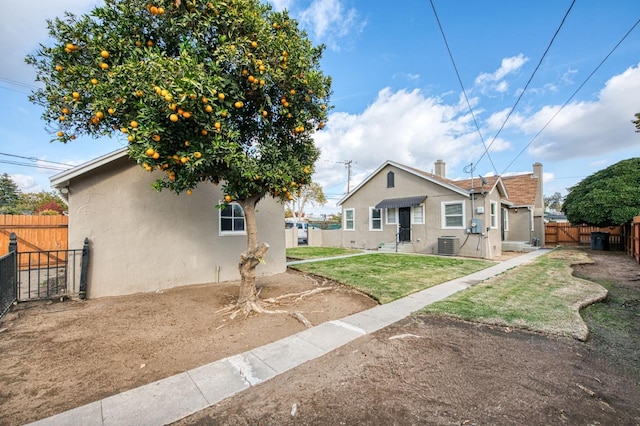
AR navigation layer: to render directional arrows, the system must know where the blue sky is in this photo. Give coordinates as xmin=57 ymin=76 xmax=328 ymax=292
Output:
xmin=1 ymin=0 xmax=639 ymax=215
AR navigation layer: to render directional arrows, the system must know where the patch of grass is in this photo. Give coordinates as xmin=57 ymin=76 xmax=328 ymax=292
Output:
xmin=420 ymin=249 xmax=608 ymax=340
xmin=290 ymin=253 xmax=494 ymax=304
xmin=286 ymin=247 xmax=364 ymax=260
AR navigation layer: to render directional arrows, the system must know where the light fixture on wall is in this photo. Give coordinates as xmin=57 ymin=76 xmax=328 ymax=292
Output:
xmin=514 ymin=208 xmax=518 ymax=213
xmin=60 ymin=186 xmax=69 ymax=194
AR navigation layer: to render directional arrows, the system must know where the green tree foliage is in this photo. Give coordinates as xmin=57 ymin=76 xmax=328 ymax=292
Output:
xmin=27 ymin=0 xmax=331 ymax=311
xmin=562 ymin=158 xmax=640 ymax=226
xmin=0 ymin=173 xmax=21 ymax=214
xmin=289 ymin=181 xmax=327 ymax=218
xmin=17 ymin=191 xmax=67 ymax=214
xmin=543 ymin=192 xmax=564 ymax=211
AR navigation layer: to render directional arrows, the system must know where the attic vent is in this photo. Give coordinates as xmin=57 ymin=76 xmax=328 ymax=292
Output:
xmin=438 ymin=236 xmax=460 ymax=256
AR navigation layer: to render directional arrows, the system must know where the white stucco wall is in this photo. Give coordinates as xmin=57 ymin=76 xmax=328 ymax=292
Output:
xmin=65 ymin=157 xmax=286 ymax=298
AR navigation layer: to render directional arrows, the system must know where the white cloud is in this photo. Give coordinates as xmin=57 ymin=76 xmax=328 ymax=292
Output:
xmin=269 ymin=0 xmax=293 ymax=11
xmin=475 ymin=54 xmax=529 ymax=95
xmin=298 ymin=0 xmax=366 ymax=50
xmin=312 ymin=87 xmax=510 ymax=197
xmin=520 ymin=64 xmax=640 ymax=160
xmin=11 ymin=174 xmax=42 ymax=193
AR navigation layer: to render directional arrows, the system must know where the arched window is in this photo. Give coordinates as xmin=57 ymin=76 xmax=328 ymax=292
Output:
xmin=387 ymin=171 xmax=395 ymax=188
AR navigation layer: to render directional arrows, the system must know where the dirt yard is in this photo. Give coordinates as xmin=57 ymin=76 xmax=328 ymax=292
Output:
xmin=1 ymin=250 xmax=639 ymax=425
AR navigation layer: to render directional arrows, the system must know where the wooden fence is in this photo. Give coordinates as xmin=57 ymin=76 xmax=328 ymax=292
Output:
xmin=0 ymin=215 xmax=68 ymax=257
xmin=632 ymin=216 xmax=640 ymax=263
xmin=545 ymin=223 xmax=623 ymax=249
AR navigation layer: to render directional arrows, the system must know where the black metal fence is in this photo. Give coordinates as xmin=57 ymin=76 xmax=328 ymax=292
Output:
xmin=0 ymin=233 xmax=89 ymax=319
xmin=0 ymin=251 xmax=17 ymax=319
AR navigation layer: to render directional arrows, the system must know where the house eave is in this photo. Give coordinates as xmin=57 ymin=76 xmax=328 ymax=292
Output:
xmin=50 ymin=148 xmax=129 ymax=189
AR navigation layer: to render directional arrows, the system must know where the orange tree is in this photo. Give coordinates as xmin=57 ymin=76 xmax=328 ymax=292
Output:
xmin=27 ymin=0 xmax=331 ymax=313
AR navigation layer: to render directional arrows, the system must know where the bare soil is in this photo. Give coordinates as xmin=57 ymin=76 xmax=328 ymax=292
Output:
xmin=1 ymin=250 xmax=639 ymax=426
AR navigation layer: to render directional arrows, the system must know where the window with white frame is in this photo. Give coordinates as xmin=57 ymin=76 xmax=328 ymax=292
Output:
xmin=490 ymin=201 xmax=498 ymax=228
xmin=369 ymin=207 xmax=382 ymax=230
xmin=386 ymin=208 xmax=398 ymax=225
xmin=412 ymin=204 xmax=425 ymax=224
xmin=344 ymin=208 xmax=355 ymax=230
xmin=442 ymin=201 xmax=465 ymax=229
xmin=219 ymin=202 xmax=246 ymax=235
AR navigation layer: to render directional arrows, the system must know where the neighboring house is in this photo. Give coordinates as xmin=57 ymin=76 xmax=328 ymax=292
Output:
xmin=50 ymin=148 xmax=286 ymax=298
xmin=336 ymin=160 xmax=544 ymax=259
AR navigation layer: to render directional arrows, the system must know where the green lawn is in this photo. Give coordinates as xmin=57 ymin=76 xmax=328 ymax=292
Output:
xmin=290 ymin=253 xmax=494 ymax=304
xmin=420 ymin=249 xmax=608 ymax=340
xmin=286 ymin=247 xmax=364 ymax=260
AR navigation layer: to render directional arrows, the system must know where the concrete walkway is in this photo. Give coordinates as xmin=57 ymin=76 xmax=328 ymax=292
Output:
xmin=29 ymin=249 xmax=550 ymax=426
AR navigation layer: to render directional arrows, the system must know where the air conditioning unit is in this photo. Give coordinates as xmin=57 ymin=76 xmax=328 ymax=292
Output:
xmin=438 ymin=236 xmax=460 ymax=256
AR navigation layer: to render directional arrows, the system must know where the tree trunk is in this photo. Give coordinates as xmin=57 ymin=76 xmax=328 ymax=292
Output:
xmin=237 ymin=195 xmax=269 ymax=310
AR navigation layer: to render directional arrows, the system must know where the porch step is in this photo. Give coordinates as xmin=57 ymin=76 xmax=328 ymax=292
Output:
xmin=378 ymin=242 xmax=414 ymax=253
xmin=502 ymin=241 xmax=540 ymax=252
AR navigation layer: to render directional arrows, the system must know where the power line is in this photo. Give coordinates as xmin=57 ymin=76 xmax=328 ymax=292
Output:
xmin=0 ymin=159 xmax=69 ymax=172
xmin=429 ymin=0 xmax=498 ymax=176
xmin=0 ymin=152 xmax=75 ymax=168
xmin=500 ymin=16 xmax=640 ymax=175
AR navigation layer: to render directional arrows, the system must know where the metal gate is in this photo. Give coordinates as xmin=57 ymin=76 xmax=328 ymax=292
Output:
xmin=0 ymin=233 xmax=89 ymax=318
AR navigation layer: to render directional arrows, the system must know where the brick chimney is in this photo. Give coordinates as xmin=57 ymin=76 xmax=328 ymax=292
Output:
xmin=434 ymin=159 xmax=446 ymax=178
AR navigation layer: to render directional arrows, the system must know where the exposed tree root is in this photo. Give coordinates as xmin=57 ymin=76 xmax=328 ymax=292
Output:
xmin=216 ymin=286 xmax=335 ymax=327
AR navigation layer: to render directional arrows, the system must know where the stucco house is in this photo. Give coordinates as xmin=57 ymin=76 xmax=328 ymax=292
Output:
xmin=335 ymin=160 xmax=544 ymax=259
xmin=50 ymin=148 xmax=286 ymax=298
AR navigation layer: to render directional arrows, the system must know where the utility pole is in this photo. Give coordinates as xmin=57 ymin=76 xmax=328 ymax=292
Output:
xmin=336 ymin=160 xmax=352 ymax=193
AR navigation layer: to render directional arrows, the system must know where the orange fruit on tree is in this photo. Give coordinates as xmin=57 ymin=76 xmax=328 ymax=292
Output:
xmin=186 ymin=189 xmax=193 ymax=195
xmin=201 ymin=129 xmax=208 ymax=135
xmin=221 ymin=111 xmax=228 ymax=117
xmin=59 ymin=116 xmax=66 ymax=121
xmin=224 ymin=195 xmax=232 ymax=202
xmin=214 ymin=122 xmax=221 ymax=130
xmin=108 ymin=108 xmax=115 ymax=114
xmin=72 ymin=92 xmax=80 ymax=99
xmin=182 ymin=111 xmax=192 ymax=119
xmin=145 ymin=147 xmax=155 ymax=157
xmin=95 ymin=111 xmax=104 ymax=119
xmin=91 ymin=78 xmax=98 ymax=85
xmin=184 ymin=140 xmax=190 ymax=146
xmin=146 ymin=40 xmax=153 ymax=47
xmin=61 ymin=107 xmax=70 ymax=115
xmin=153 ymin=134 xmax=161 ymax=142
xmin=234 ymin=101 xmax=243 ymax=109
xmin=130 ymin=120 xmax=139 ymax=128
xmin=157 ymin=7 xmax=165 ymax=14
xmin=169 ymin=114 xmax=179 ymax=122
xmin=100 ymin=50 xmax=110 ymax=58
xmin=251 ymin=41 xmax=258 ymax=48
xmin=152 ymin=152 xmax=160 ymax=159
xmin=204 ymin=105 xmax=213 ymax=113
xmin=100 ymin=62 xmax=109 ymax=70
xmin=194 ymin=151 xmax=202 ymax=158
xmin=217 ymin=93 xmax=225 ymax=100
xmin=202 ymin=96 xmax=209 ymax=103
xmin=55 ymin=65 xmax=63 ymax=72
xmin=149 ymin=6 xmax=159 ymax=14
xmin=57 ymin=131 xmax=64 ymax=137
xmin=127 ymin=135 xmax=135 ymax=142
xmin=180 ymin=156 xmax=188 ymax=164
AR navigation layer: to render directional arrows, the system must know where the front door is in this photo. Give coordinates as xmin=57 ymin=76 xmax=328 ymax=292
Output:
xmin=399 ymin=207 xmax=411 ymax=242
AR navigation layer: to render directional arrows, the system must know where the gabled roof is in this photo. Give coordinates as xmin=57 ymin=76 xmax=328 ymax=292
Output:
xmin=50 ymin=148 xmax=129 ymax=188
xmin=338 ymin=160 xmax=470 ymax=205
xmin=338 ymin=160 xmax=510 ymax=206
xmin=501 ymin=173 xmax=538 ymax=206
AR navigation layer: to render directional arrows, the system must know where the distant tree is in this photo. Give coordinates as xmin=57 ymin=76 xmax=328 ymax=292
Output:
xmin=27 ymin=0 xmax=331 ymax=315
xmin=36 ymin=201 xmax=65 ymax=215
xmin=562 ymin=158 xmax=640 ymax=226
xmin=289 ymin=182 xmax=326 ymax=219
xmin=543 ymin=192 xmax=564 ymax=211
xmin=17 ymin=191 xmax=67 ymax=214
xmin=0 ymin=173 xmax=21 ymax=214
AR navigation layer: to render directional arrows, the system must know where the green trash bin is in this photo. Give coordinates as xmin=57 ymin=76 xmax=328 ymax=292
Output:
xmin=590 ymin=232 xmax=610 ymax=250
